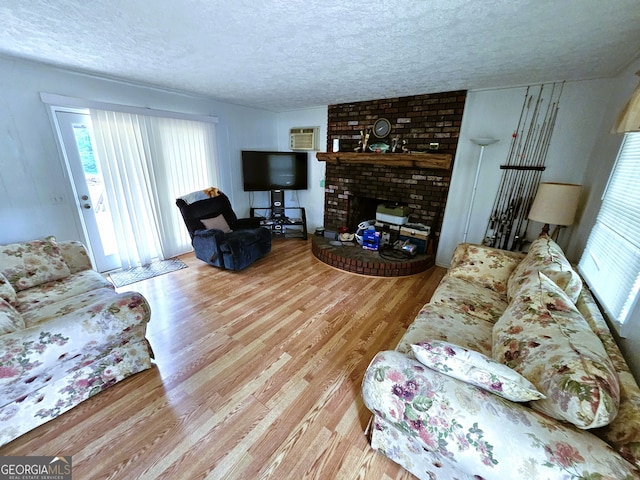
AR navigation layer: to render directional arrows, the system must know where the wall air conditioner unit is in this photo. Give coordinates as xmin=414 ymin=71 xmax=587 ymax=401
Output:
xmin=290 ymin=127 xmax=318 ymax=151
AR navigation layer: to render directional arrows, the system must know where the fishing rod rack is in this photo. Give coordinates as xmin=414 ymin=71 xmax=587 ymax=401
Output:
xmin=483 ymin=82 xmax=564 ymax=251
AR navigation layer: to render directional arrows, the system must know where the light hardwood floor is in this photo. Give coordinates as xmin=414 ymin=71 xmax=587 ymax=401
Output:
xmin=0 ymin=239 xmax=447 ymax=479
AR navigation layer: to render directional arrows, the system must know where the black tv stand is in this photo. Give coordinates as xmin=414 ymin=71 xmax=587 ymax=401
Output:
xmin=270 ymin=189 xmax=287 ymax=220
xmin=250 ymin=190 xmax=307 ymax=240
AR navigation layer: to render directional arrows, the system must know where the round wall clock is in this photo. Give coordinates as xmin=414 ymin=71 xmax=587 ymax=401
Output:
xmin=373 ymin=118 xmax=391 ymax=138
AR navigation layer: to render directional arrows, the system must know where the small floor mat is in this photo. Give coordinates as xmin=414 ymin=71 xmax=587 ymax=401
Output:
xmin=108 ymin=258 xmax=188 ymax=287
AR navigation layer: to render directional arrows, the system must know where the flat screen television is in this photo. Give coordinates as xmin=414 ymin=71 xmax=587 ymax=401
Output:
xmin=241 ymin=150 xmax=308 ymax=191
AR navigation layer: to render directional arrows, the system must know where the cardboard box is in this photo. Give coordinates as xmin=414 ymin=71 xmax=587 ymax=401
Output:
xmin=362 ymin=229 xmax=380 ymax=251
xmin=399 ymin=224 xmax=430 ymax=254
xmin=399 ymin=225 xmax=430 ymax=240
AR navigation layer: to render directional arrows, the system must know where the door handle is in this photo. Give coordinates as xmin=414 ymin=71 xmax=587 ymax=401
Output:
xmin=81 ymin=195 xmax=89 ymax=201
xmin=83 ymin=204 xmax=91 ymax=209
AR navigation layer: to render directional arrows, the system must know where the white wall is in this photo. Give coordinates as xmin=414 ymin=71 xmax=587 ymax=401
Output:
xmin=568 ymin=59 xmax=640 ymax=259
xmin=569 ymin=58 xmax=640 ymax=377
xmin=0 ymin=55 xmax=278 ymax=246
xmin=275 ymin=80 xmax=616 ymax=266
xmin=437 ymin=79 xmax=614 ymax=266
xmin=275 ymin=108 xmax=328 ymax=232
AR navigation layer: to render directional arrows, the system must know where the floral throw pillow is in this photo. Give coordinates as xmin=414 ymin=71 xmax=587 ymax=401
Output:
xmin=507 ymin=234 xmax=582 ymax=303
xmin=494 ymin=271 xmax=620 ymax=429
xmin=0 ymin=237 xmax=71 ymax=291
xmin=0 ymin=298 xmax=25 ymax=334
xmin=411 ymin=340 xmax=545 ymax=402
xmin=449 ymin=243 xmax=524 ymax=294
xmin=0 ymin=272 xmax=17 ymax=305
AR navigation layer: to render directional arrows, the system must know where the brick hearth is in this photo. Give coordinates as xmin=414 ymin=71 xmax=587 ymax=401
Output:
xmin=311 ymin=236 xmax=433 ymax=277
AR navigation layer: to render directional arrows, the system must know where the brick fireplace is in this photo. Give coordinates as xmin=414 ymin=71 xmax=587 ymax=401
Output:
xmin=324 ymin=163 xmax=451 ymax=234
xmin=321 ymin=90 xmax=466 ymax=244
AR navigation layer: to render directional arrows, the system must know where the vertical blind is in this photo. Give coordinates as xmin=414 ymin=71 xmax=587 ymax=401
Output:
xmin=90 ymin=109 xmax=219 ymax=268
xmin=578 ymin=132 xmax=640 ymax=334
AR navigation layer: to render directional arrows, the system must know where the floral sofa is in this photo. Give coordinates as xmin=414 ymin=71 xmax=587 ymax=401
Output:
xmin=0 ymin=237 xmax=153 ymax=446
xmin=362 ymin=235 xmax=640 ymax=479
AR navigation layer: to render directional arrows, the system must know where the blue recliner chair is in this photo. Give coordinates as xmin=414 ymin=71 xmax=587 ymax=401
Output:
xmin=176 ymin=190 xmax=271 ymax=271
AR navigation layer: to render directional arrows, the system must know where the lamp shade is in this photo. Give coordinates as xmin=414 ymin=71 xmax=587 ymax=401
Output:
xmin=528 ymin=182 xmax=581 ymax=226
xmin=612 ymin=71 xmax=640 ymax=133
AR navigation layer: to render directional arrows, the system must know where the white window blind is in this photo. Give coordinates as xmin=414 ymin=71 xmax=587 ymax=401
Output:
xmin=578 ymin=132 xmax=640 ymax=335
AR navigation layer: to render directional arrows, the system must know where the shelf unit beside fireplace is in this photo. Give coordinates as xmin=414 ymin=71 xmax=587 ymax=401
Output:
xmin=316 ymin=152 xmax=452 ymax=170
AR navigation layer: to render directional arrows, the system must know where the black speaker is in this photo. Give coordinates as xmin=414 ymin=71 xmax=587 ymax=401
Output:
xmin=271 ymin=190 xmax=284 ymax=208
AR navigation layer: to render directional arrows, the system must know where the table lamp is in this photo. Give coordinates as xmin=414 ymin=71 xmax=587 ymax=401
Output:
xmin=611 ymin=70 xmax=640 ymax=133
xmin=528 ymin=182 xmax=581 ymax=237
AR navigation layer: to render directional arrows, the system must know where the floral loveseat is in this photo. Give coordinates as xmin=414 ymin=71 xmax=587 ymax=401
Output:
xmin=0 ymin=237 xmax=153 ymax=446
xmin=362 ymin=235 xmax=640 ymax=479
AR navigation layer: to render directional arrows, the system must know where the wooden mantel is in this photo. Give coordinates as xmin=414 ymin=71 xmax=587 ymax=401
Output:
xmin=316 ymin=152 xmax=452 ymax=170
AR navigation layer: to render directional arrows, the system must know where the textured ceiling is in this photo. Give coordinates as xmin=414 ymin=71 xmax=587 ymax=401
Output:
xmin=1 ymin=0 xmax=639 ymax=111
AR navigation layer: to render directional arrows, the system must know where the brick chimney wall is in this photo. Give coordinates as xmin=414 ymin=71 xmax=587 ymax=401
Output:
xmin=323 ymin=90 xmax=466 ymax=237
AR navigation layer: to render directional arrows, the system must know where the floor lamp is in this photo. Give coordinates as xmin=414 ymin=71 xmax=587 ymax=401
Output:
xmin=463 ymin=138 xmax=499 ymax=243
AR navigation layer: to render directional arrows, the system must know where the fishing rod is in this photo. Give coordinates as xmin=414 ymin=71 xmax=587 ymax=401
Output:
xmin=483 ymin=82 xmax=565 ymax=250
xmin=484 ymin=88 xmax=532 ymax=245
xmin=499 ymin=85 xmax=544 ymax=249
xmin=513 ymin=83 xmax=563 ymax=248
xmin=511 ymin=110 xmax=548 ymax=248
xmin=515 ymin=94 xmax=558 ymax=239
